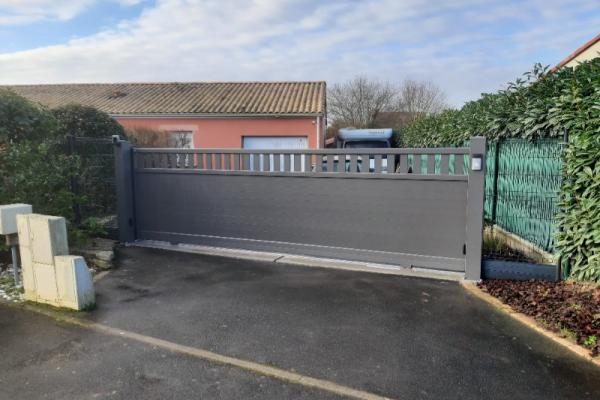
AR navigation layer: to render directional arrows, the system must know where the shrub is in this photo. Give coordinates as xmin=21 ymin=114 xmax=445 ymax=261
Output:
xmin=52 ymin=104 xmax=125 ymax=138
xmin=0 ymin=139 xmax=80 ymax=220
xmin=0 ymin=93 xmax=122 ymax=246
xmin=0 ymin=89 xmax=57 ymax=145
xmin=0 ymin=90 xmax=70 ymax=219
xmin=126 ymin=126 xmax=170 ymax=147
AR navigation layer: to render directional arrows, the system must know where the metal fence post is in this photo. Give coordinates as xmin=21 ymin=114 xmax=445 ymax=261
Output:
xmin=465 ymin=136 xmax=487 ymax=280
xmin=113 ymin=136 xmax=136 ymax=243
xmin=490 ymin=139 xmax=501 ymax=225
xmin=559 ymin=129 xmax=570 ymax=280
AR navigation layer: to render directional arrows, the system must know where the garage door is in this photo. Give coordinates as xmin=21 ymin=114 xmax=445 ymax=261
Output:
xmin=243 ymin=136 xmax=308 ymax=171
xmin=242 ymin=136 xmax=308 ymax=149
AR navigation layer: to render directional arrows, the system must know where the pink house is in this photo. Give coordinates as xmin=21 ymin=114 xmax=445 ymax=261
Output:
xmin=8 ymin=81 xmax=327 ymax=150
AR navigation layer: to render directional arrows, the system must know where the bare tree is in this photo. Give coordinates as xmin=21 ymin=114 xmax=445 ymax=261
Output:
xmin=397 ymin=79 xmax=447 ymax=118
xmin=328 ymin=75 xmax=397 ymax=128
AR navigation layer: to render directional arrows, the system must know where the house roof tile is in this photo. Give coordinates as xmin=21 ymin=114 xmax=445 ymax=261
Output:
xmin=2 ymin=81 xmax=326 ymax=116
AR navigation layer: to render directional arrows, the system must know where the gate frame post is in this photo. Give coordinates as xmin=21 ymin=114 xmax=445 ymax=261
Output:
xmin=113 ymin=136 xmax=136 ymax=243
xmin=465 ymin=136 xmax=487 ymax=280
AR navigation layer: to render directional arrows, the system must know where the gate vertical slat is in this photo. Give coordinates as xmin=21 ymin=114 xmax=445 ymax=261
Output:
xmin=386 ymin=154 xmax=395 ymax=174
xmin=398 ymin=154 xmax=408 ymax=173
xmin=327 ymin=155 xmax=334 ymax=172
xmin=374 ymin=155 xmax=382 ymax=173
xmin=427 ymin=154 xmax=435 ymax=175
xmin=252 ymin=153 xmax=260 ymax=171
xmin=412 ymin=154 xmax=420 ymax=174
xmin=223 ymin=153 xmax=228 ymax=170
xmin=206 ymin=153 xmax=213 ymax=170
xmin=453 ymin=154 xmax=461 ymax=175
xmin=350 ymin=155 xmax=357 ymax=172
xmin=293 ymin=154 xmax=301 ymax=172
xmin=441 ymin=154 xmax=449 ymax=175
xmin=233 ymin=154 xmax=240 ymax=171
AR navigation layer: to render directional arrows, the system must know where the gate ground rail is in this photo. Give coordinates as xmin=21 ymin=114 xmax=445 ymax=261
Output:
xmin=114 ymin=137 xmax=486 ymax=280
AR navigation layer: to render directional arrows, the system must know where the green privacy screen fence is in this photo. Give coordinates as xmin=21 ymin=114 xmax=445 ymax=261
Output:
xmin=484 ymin=138 xmax=563 ymax=253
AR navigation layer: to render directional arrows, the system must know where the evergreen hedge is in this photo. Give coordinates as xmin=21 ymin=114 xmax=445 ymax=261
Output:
xmin=0 ymin=91 xmax=125 ymax=245
xmin=402 ymin=59 xmax=600 ymax=282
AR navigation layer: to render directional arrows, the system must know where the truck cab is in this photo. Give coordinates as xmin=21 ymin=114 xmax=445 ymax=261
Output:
xmin=336 ymin=128 xmax=393 ymax=148
xmin=326 ymin=128 xmax=393 ymax=172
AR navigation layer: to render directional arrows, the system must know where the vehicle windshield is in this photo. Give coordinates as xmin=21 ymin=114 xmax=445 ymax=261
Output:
xmin=343 ymin=141 xmax=389 ymax=148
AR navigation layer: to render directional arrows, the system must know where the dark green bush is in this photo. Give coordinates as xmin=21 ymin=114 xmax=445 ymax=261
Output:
xmin=0 ymin=92 xmax=122 ymax=246
xmin=402 ymin=59 xmax=600 ymax=282
xmin=52 ymin=104 xmax=125 ymax=138
xmin=0 ymin=90 xmax=73 ymax=220
xmin=0 ymin=139 xmax=81 ymax=220
xmin=0 ymin=89 xmax=58 ymax=145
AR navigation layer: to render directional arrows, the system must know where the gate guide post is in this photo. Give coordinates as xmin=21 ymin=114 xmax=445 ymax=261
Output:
xmin=465 ymin=136 xmax=487 ymax=280
xmin=113 ymin=136 xmax=136 ymax=243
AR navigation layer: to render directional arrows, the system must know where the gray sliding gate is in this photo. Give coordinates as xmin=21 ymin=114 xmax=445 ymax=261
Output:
xmin=114 ymin=137 xmax=486 ymax=279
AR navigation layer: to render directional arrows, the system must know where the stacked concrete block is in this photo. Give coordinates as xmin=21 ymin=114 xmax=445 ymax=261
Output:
xmin=55 ymin=256 xmax=95 ymax=310
xmin=16 ymin=213 xmax=95 ymax=310
xmin=0 ymin=204 xmax=33 ymax=235
xmin=17 ymin=214 xmax=69 ymax=304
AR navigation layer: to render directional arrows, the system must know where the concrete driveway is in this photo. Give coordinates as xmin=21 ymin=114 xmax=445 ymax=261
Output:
xmin=2 ymin=246 xmax=600 ymax=399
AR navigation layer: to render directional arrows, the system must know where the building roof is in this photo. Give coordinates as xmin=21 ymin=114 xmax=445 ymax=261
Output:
xmin=3 ymin=81 xmax=326 ymax=117
xmin=554 ymin=33 xmax=600 ymax=71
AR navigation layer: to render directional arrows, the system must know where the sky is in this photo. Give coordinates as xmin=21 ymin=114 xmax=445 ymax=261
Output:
xmin=0 ymin=0 xmax=598 ymax=107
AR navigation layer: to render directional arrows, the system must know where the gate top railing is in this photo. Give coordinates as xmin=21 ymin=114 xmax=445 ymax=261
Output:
xmin=132 ymin=146 xmax=471 ymax=179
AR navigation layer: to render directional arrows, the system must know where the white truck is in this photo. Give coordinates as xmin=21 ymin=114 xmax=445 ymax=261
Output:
xmin=324 ymin=128 xmax=393 ymax=172
xmin=336 ymin=128 xmax=393 ymax=148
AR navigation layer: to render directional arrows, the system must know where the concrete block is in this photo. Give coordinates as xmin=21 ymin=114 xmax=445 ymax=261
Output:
xmin=20 ymin=251 xmax=36 ymax=297
xmin=31 ymin=262 xmax=59 ymax=305
xmin=16 ymin=214 xmax=32 ymax=248
xmin=0 ymin=204 xmax=32 ymax=235
xmin=27 ymin=214 xmax=69 ymax=265
xmin=17 ymin=214 xmax=35 ymax=296
xmin=54 ymin=256 xmax=95 ymax=310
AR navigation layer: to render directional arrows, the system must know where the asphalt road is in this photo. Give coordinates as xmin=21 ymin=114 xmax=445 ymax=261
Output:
xmin=0 ymin=305 xmax=341 ymax=400
xmin=1 ymin=246 xmax=600 ymax=399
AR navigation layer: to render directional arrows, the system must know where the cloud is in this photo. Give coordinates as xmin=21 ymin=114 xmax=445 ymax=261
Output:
xmin=0 ymin=0 xmax=142 ymax=25
xmin=0 ymin=0 xmax=598 ymax=106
